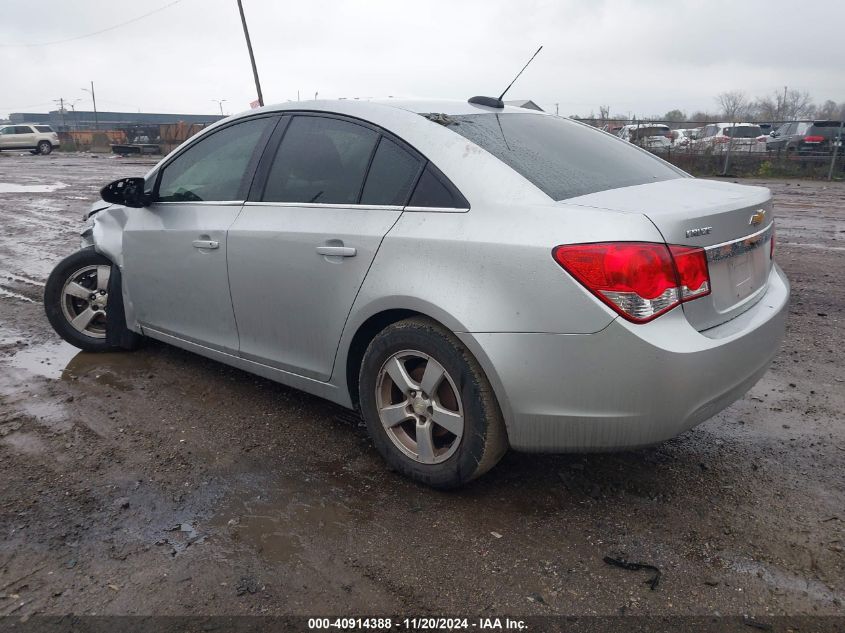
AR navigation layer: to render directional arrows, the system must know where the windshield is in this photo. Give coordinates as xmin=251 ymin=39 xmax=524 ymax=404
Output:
xmin=438 ymin=113 xmax=684 ymax=201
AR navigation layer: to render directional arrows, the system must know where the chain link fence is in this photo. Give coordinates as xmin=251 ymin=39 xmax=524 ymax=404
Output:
xmin=573 ymin=118 xmax=845 ymax=180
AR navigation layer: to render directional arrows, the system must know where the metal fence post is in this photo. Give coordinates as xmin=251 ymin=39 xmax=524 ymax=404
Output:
xmin=722 ymin=121 xmax=736 ymax=175
xmin=828 ymin=121 xmax=844 ymax=181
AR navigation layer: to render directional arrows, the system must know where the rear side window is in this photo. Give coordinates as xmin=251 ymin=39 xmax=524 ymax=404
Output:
xmin=360 ymin=137 xmax=422 ymax=206
xmin=157 ymin=117 xmax=272 ymax=202
xmin=441 ymin=113 xmax=683 ymax=201
xmin=14 ymin=126 xmax=33 ymax=134
xmin=408 ymin=166 xmax=468 ymax=208
xmin=263 ymin=116 xmax=378 ymax=204
xmin=35 ymin=125 xmax=53 ymax=133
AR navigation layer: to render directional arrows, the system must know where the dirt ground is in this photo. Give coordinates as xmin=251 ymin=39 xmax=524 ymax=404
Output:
xmin=0 ymin=152 xmax=843 ymax=619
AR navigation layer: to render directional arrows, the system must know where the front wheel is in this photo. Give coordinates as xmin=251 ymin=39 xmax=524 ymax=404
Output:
xmin=44 ymin=248 xmax=140 ymax=352
xmin=359 ymin=317 xmax=508 ymax=488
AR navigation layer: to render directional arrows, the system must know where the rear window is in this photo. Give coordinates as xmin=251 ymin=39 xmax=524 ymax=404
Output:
xmin=35 ymin=125 xmax=54 ymax=133
xmin=438 ymin=113 xmax=683 ymax=201
xmin=723 ymin=126 xmax=762 ymax=138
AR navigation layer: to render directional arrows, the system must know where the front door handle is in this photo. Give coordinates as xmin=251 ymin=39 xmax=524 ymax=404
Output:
xmin=192 ymin=239 xmax=219 ymax=250
xmin=316 ymin=246 xmax=357 ymax=257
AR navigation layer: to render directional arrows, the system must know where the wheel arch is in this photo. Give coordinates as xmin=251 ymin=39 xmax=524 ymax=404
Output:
xmin=338 ymin=299 xmax=513 ymax=435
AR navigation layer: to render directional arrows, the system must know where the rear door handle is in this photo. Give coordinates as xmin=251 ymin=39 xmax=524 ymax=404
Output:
xmin=192 ymin=239 xmax=219 ymax=250
xmin=316 ymin=246 xmax=357 ymax=257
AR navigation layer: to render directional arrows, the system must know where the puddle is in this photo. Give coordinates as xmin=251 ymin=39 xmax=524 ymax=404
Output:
xmin=0 ymin=182 xmax=68 ymax=193
xmin=212 ymin=478 xmax=352 ymax=564
xmin=730 ymin=557 xmax=845 ymax=604
xmin=6 ymin=340 xmax=80 ymax=379
xmin=5 ymin=340 xmax=141 ymax=390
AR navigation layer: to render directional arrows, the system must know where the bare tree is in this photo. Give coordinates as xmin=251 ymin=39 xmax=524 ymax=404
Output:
xmin=716 ymin=90 xmax=749 ymax=121
xmin=816 ymin=100 xmax=839 ymax=119
xmin=689 ymin=111 xmax=718 ymax=124
xmin=598 ymin=105 xmax=610 ymax=124
xmin=753 ymin=88 xmax=816 ymax=123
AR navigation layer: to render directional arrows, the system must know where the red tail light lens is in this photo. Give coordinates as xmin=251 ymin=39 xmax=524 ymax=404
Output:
xmin=803 ymin=135 xmax=825 ymax=143
xmin=552 ymin=242 xmax=711 ymax=323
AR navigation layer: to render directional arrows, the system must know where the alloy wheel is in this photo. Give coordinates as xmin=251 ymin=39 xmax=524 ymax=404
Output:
xmin=375 ymin=350 xmax=464 ymax=465
xmin=60 ymin=264 xmax=110 ymax=339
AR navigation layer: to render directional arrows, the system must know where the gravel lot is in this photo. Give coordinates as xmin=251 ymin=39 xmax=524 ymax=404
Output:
xmin=0 ymin=152 xmax=843 ymax=619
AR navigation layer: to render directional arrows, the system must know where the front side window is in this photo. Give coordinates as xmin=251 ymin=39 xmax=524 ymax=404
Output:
xmin=157 ymin=117 xmax=272 ymax=202
xmin=0 ymin=127 xmax=12 ymax=135
xmin=263 ymin=116 xmax=378 ymax=204
xmin=439 ymin=113 xmax=684 ymax=201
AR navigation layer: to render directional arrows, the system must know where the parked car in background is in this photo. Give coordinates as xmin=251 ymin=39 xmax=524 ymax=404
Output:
xmin=617 ymin=123 xmax=672 ymax=150
xmin=43 ymin=99 xmax=788 ymax=488
xmin=695 ymin=123 xmax=766 ymax=153
xmin=766 ymin=120 xmax=844 ymax=156
xmin=671 ymin=128 xmax=697 ymax=148
xmin=0 ymin=123 xmax=60 ymax=154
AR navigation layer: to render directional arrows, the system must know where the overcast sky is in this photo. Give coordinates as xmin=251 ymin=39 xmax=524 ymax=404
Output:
xmin=2 ymin=0 xmax=843 ymax=119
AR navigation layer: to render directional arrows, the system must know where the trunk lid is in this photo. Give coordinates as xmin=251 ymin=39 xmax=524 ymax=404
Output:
xmin=565 ymin=178 xmax=774 ymax=331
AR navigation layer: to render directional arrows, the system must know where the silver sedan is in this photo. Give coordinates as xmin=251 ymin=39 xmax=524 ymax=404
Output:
xmin=44 ymin=99 xmax=789 ymax=488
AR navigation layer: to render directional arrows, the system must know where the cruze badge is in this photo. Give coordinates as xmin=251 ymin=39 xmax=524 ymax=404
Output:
xmin=685 ymin=226 xmax=712 ymax=238
xmin=749 ymin=209 xmax=767 ymax=226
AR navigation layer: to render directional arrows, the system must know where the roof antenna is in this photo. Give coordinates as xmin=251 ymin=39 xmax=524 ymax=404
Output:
xmin=469 ymin=45 xmax=543 ymax=109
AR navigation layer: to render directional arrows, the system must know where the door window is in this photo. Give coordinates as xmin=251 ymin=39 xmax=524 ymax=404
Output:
xmin=157 ymin=117 xmax=273 ymax=202
xmin=262 ymin=116 xmax=378 ymax=204
xmin=360 ymin=137 xmax=422 ymax=205
xmin=14 ymin=126 xmax=33 ymax=134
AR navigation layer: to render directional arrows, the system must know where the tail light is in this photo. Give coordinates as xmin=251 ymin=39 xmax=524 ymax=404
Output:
xmin=803 ymin=135 xmax=825 ymax=143
xmin=552 ymin=242 xmax=710 ymax=323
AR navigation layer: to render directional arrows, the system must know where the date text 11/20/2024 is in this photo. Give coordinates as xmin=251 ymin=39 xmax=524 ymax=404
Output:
xmin=307 ymin=617 xmax=528 ymax=630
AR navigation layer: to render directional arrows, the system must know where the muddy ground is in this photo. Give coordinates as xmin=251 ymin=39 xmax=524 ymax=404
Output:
xmin=0 ymin=152 xmax=843 ymax=619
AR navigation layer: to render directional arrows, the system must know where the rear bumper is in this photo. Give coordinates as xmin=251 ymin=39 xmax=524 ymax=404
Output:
xmin=459 ymin=264 xmax=789 ymax=452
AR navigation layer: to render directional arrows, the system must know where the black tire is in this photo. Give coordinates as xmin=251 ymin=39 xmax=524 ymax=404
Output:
xmin=37 ymin=141 xmax=52 ymax=155
xmin=44 ymin=248 xmax=141 ymax=352
xmin=359 ymin=317 xmax=508 ymax=489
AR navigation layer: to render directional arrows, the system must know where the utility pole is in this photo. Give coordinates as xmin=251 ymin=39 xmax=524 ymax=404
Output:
xmin=82 ymin=82 xmax=99 ymax=129
xmin=55 ymin=98 xmax=66 ymax=129
xmin=236 ymin=0 xmax=263 ymax=107
xmin=555 ymin=103 xmax=559 ymax=116
xmin=212 ymin=99 xmax=227 ymax=116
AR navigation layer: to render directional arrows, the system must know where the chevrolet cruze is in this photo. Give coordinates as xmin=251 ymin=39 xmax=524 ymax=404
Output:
xmin=44 ymin=99 xmax=789 ymax=488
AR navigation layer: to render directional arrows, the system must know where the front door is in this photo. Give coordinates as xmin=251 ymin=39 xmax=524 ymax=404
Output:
xmin=121 ymin=116 xmax=277 ymax=353
xmin=227 ymin=114 xmax=424 ymax=380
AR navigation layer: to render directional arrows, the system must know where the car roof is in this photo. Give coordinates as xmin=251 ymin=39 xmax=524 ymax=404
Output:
xmin=716 ymin=122 xmax=760 ymax=127
xmin=248 ymin=98 xmax=547 ymax=119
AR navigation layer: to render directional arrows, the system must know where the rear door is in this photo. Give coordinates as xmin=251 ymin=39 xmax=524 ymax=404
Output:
xmin=121 ymin=115 xmax=277 ymax=353
xmin=227 ymin=114 xmax=424 ymax=380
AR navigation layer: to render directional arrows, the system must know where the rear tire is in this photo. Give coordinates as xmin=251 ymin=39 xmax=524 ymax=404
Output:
xmin=44 ymin=248 xmax=141 ymax=352
xmin=358 ymin=317 xmax=508 ymax=489
xmin=37 ymin=141 xmax=52 ymax=155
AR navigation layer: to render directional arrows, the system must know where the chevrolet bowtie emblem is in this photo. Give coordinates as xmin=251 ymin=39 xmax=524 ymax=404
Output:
xmin=749 ymin=209 xmax=767 ymax=226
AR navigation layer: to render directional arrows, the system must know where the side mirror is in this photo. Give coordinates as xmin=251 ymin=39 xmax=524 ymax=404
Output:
xmin=100 ymin=177 xmax=149 ymax=208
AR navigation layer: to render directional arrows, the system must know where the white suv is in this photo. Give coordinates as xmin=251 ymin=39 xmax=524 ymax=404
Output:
xmin=0 ymin=123 xmax=60 ymax=154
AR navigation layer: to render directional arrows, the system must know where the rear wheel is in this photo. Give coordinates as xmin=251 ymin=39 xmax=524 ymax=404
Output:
xmin=359 ymin=317 xmax=508 ymax=488
xmin=37 ymin=140 xmax=52 ymax=155
xmin=44 ymin=248 xmax=140 ymax=352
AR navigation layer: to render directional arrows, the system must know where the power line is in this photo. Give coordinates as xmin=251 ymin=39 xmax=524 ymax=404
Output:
xmin=0 ymin=0 xmax=184 ymax=48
